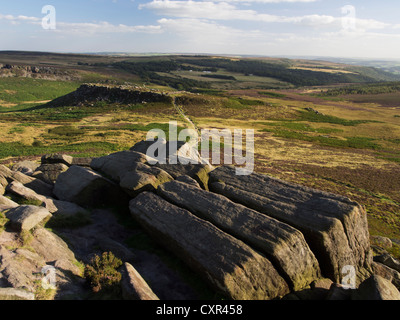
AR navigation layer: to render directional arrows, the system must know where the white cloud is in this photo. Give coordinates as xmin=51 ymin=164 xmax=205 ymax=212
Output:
xmin=1 ymin=3 xmax=399 ymax=58
xmin=152 ymin=16 xmax=400 ymax=58
xmin=139 ymin=1 xmax=260 ymax=21
xmin=0 ymin=13 xmax=40 ymax=22
xmin=353 ymin=18 xmax=389 ymax=31
xmin=139 ymin=0 xmax=289 ymax=22
xmin=157 ymin=17 xmax=265 ymax=53
xmin=54 ymin=21 xmax=162 ymax=35
xmin=212 ymin=0 xmax=317 ymax=2
xmin=158 ymin=17 xmax=257 ymax=38
xmin=0 ymin=12 xmax=161 ymax=35
xmin=139 ymin=0 xmax=390 ymax=31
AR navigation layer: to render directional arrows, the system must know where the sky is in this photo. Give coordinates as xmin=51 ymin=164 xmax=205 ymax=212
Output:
xmin=1 ymin=0 xmax=400 ymax=59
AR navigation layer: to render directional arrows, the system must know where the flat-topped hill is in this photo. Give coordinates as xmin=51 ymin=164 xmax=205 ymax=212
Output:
xmin=46 ymin=83 xmax=173 ymax=107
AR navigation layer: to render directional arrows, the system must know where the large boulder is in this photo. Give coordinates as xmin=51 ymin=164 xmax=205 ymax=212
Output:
xmin=353 ymin=275 xmax=400 ymax=300
xmin=71 ymin=157 xmax=93 ymax=167
xmin=371 ymin=235 xmax=392 ymax=250
xmin=0 ymin=165 xmax=12 ymax=178
xmin=0 ymin=288 xmax=35 ymax=300
xmin=129 ymin=192 xmax=290 ymax=300
xmin=175 ymin=175 xmax=201 ymax=188
xmin=11 ymin=161 xmax=40 ymax=176
xmin=1 ymin=164 xmax=53 ymax=197
xmin=6 ymin=180 xmax=55 ymax=212
xmin=153 ymin=163 xmax=213 ymax=190
xmin=372 ymin=261 xmax=400 ymax=290
xmin=209 ymin=166 xmax=372 ymax=284
xmin=119 ymin=163 xmax=173 ymax=197
xmin=0 ymin=246 xmax=44 ymax=293
xmin=0 ymin=227 xmax=84 ymax=299
xmin=5 ymin=180 xmax=87 ymax=216
xmin=50 ymin=199 xmax=89 ymax=217
xmin=374 ymin=253 xmax=400 ymax=273
xmin=131 ymin=139 xmax=209 ymax=165
xmin=14 ymin=173 xmax=53 ymax=197
xmin=91 ymin=151 xmax=173 ymax=197
xmin=5 ymin=205 xmax=51 ymax=232
xmin=120 ymin=262 xmax=159 ymax=300
xmin=35 ymin=163 xmax=69 ymax=184
xmin=41 ymin=153 xmax=74 ymax=167
xmin=30 ymin=227 xmax=81 ymax=277
xmin=6 ymin=181 xmax=47 ymax=205
xmin=90 ymin=150 xmax=148 ymax=182
xmin=0 ymin=195 xmax=19 ymax=208
xmin=129 ymin=139 xmax=172 ymax=155
xmin=158 ymin=180 xmax=321 ymax=291
xmin=53 ymin=165 xmax=128 ymax=208
xmin=325 ymin=283 xmax=352 ymax=300
xmin=0 ymin=174 xmax=7 ymax=195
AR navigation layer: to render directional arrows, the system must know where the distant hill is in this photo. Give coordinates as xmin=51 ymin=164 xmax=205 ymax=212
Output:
xmin=1 ymin=51 xmax=399 ymax=90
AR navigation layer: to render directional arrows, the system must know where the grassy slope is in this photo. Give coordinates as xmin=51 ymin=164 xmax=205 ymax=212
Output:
xmin=0 ymin=78 xmax=80 ymax=111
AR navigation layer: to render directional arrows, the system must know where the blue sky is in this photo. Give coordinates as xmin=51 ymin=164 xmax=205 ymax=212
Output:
xmin=1 ymin=0 xmax=400 ymax=59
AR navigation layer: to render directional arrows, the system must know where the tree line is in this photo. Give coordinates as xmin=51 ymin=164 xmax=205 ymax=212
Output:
xmin=83 ymin=57 xmax=400 ymax=90
xmin=320 ymin=82 xmax=400 ymax=96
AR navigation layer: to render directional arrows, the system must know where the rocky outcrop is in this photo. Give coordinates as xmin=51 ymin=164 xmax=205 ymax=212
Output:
xmin=130 ymin=192 xmax=290 ymax=300
xmin=11 ymin=161 xmax=40 ymax=176
xmin=158 ymin=179 xmax=321 ymax=291
xmin=47 ymin=83 xmax=173 ymax=107
xmin=121 ymin=262 xmax=159 ymax=300
xmin=155 ymin=163 xmax=213 ymax=190
xmin=35 ymin=163 xmax=69 ymax=184
xmin=5 ymin=205 xmax=51 ymax=232
xmin=374 ymin=253 xmax=400 ymax=273
xmin=6 ymin=180 xmax=87 ymax=216
xmin=353 ymin=275 xmax=400 ymax=300
xmin=31 ymin=154 xmax=93 ymax=185
xmin=6 ymin=181 xmax=47 ymax=205
xmin=131 ymin=139 xmax=209 ymax=166
xmin=0 ymin=225 xmax=85 ymax=300
xmin=91 ymin=150 xmax=173 ymax=197
xmin=0 ymin=64 xmax=78 ymax=81
xmin=30 ymin=227 xmax=79 ymax=274
xmin=41 ymin=154 xmax=74 ymax=167
xmin=129 ymin=139 xmax=213 ymax=189
xmin=54 ymin=165 xmax=128 ymax=208
xmin=208 ymin=165 xmax=372 ymax=284
xmin=372 ymin=261 xmax=400 ymax=290
xmin=175 ymin=175 xmax=201 ymax=188
xmin=91 ymin=150 xmax=148 ymax=181
xmin=0 ymin=175 xmax=7 ymax=195
xmin=0 ymin=165 xmax=13 ymax=178
xmin=119 ymin=163 xmax=173 ymax=197
xmin=50 ymin=200 xmax=89 ymax=217
xmin=0 ymin=165 xmax=53 ymax=197
xmin=0 ymin=288 xmax=35 ymax=300
xmin=1 ymin=143 xmax=398 ymax=300
xmin=0 ymin=195 xmax=18 ymax=208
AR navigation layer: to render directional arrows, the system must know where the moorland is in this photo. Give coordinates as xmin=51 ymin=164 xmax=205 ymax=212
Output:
xmin=1 ymin=50 xmax=400 ymax=262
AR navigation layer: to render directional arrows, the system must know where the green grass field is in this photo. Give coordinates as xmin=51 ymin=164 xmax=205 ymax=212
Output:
xmin=0 ymin=77 xmax=80 ymax=111
xmin=171 ymin=69 xmax=293 ymax=90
